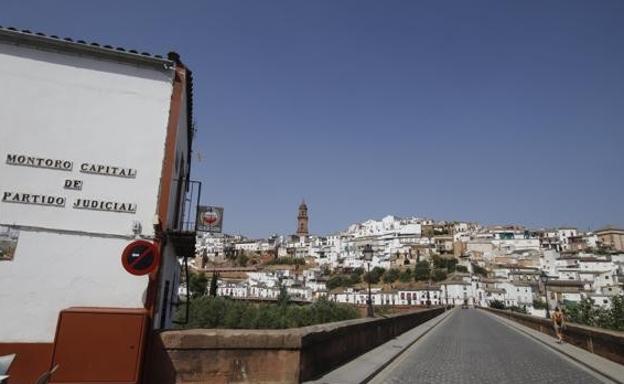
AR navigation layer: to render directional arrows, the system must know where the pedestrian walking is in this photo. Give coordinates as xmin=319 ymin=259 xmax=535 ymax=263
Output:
xmin=551 ymin=306 xmax=565 ymax=343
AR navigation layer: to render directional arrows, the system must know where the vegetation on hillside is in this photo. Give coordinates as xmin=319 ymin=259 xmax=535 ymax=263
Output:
xmin=266 ymin=256 xmax=306 ymax=266
xmin=325 ymin=256 xmax=468 ymax=290
xmin=471 ymin=263 xmax=488 ymax=277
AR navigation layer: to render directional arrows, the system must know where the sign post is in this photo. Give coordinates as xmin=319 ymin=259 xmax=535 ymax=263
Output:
xmin=196 ymin=206 xmax=224 ymax=233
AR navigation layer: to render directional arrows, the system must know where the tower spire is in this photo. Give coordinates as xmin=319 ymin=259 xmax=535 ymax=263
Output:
xmin=297 ymin=200 xmax=309 ymax=236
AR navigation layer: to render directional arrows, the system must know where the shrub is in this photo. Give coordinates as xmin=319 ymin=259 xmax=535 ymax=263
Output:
xmin=349 ymin=272 xmax=361 ymax=285
xmin=472 ymin=263 xmax=487 ymax=277
xmin=509 ymin=305 xmax=528 ymax=314
xmin=189 ymin=271 xmax=208 ymax=298
xmin=399 ymin=268 xmax=413 ymax=283
xmin=489 ymin=300 xmax=506 ymax=310
xmin=266 ymin=257 xmax=306 ymax=265
xmin=431 ymin=268 xmax=447 ymax=282
xmin=533 ymin=298 xmax=547 ymax=309
xmin=363 ymin=267 xmax=385 ymax=284
xmin=565 ymin=295 xmax=624 ymax=331
xmin=326 ymin=275 xmax=347 ymax=290
xmin=176 ymin=296 xmax=359 ymax=329
xmin=432 ymin=255 xmax=458 ymax=273
xmin=236 ymin=252 xmax=249 ymax=267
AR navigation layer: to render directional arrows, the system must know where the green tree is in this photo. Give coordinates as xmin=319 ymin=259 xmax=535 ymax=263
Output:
xmin=566 ymin=298 xmax=596 ymax=326
xmin=455 ymin=265 xmax=468 ymax=273
xmin=326 ymin=275 xmax=346 ymax=290
xmin=413 ymin=261 xmax=431 ymax=281
xmin=277 ymin=285 xmax=290 ymax=306
xmin=608 ymin=295 xmax=624 ymax=331
xmin=472 ymin=263 xmax=487 ymax=277
xmin=349 ymin=272 xmax=361 ymax=285
xmin=382 ymin=269 xmax=400 ymax=284
xmin=236 ymin=251 xmax=249 ymax=267
xmin=431 ymin=268 xmax=447 ymax=282
xmin=565 ymin=295 xmax=624 ymax=331
xmin=399 ymin=268 xmax=413 ymax=283
xmin=189 ymin=271 xmax=208 ymax=298
xmin=209 ymin=272 xmax=218 ymax=297
xmin=533 ymin=298 xmax=547 ymax=309
xmin=432 ymin=255 xmax=458 ymax=273
xmin=363 ymin=267 xmax=385 ymax=284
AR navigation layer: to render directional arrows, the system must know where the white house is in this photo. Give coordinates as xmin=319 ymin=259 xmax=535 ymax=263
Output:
xmin=441 ymin=281 xmax=474 ymax=305
xmin=0 ymin=27 xmax=195 ymax=382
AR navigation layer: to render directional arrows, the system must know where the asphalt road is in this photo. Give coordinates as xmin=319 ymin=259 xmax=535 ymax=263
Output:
xmin=369 ymin=309 xmax=606 ymax=384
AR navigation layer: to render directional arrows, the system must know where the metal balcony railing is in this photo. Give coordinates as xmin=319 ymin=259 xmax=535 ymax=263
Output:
xmin=166 ymin=179 xmax=202 ymax=258
xmin=173 ymin=179 xmax=202 ymax=233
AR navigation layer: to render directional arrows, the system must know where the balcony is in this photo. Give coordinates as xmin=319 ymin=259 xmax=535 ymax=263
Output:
xmin=165 ymin=179 xmax=201 ymax=257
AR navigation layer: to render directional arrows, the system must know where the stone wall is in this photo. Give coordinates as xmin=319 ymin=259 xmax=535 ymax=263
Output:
xmin=482 ymin=307 xmax=624 ymax=365
xmin=147 ymin=307 xmax=445 ymax=383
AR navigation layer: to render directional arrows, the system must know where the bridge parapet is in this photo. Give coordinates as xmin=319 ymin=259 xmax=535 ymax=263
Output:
xmin=146 ymin=307 xmax=446 ymax=383
xmin=482 ymin=307 xmax=624 ymax=365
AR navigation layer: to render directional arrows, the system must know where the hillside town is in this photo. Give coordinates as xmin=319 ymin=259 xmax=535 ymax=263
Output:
xmin=189 ymin=202 xmax=624 ymax=317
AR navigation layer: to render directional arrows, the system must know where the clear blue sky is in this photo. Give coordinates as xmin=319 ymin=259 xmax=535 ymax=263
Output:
xmin=3 ymin=1 xmax=623 ymax=237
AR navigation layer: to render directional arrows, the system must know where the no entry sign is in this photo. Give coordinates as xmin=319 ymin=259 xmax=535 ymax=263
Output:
xmin=121 ymin=240 xmax=160 ymax=276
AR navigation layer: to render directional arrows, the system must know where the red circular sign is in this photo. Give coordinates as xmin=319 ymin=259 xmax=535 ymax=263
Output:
xmin=121 ymin=240 xmax=160 ymax=276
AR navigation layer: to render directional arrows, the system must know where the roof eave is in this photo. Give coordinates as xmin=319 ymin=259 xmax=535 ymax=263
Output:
xmin=0 ymin=27 xmax=174 ymax=70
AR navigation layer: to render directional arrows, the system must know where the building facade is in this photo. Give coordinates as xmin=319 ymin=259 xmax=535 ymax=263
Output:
xmin=0 ymin=27 xmax=195 ymax=382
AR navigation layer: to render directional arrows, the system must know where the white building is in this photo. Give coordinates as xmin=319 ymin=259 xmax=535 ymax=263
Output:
xmin=0 ymin=27 xmax=195 ymax=382
xmin=441 ymin=281 xmax=474 ymax=305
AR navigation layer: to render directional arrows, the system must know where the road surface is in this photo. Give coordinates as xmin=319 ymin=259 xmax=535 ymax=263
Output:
xmin=370 ymin=309 xmax=607 ymax=384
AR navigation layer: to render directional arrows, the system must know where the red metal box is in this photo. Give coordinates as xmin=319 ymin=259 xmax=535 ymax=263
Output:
xmin=50 ymin=307 xmax=149 ymax=383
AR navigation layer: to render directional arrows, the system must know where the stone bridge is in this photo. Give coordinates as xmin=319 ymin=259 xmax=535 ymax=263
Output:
xmin=150 ymin=307 xmax=624 ymax=384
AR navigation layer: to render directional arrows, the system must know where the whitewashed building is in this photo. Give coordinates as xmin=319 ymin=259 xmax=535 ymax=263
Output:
xmin=0 ymin=27 xmax=195 ymax=382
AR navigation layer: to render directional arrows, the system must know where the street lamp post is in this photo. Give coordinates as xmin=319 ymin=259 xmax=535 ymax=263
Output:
xmin=362 ymin=244 xmax=374 ymax=317
xmin=540 ymin=271 xmax=550 ymax=319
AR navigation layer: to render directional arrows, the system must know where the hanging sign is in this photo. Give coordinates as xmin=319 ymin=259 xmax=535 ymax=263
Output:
xmin=121 ymin=240 xmax=160 ymax=276
xmin=196 ymin=206 xmax=224 ymax=233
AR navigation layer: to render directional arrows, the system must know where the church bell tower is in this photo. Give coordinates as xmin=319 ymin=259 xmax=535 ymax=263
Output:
xmin=297 ymin=200 xmax=309 ymax=236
